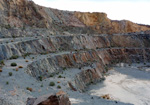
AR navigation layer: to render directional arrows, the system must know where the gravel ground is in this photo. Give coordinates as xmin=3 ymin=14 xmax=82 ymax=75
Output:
xmin=0 ymin=56 xmax=135 ymax=105
xmin=87 ymin=63 xmax=150 ymax=105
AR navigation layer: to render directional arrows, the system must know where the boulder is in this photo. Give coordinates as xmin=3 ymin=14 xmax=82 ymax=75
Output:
xmin=26 ymin=91 xmax=71 ymax=105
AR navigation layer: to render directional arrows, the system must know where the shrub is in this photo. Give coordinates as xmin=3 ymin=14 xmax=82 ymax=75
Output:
xmin=0 ymin=60 xmax=4 ymax=65
xmin=11 ymin=62 xmax=17 ymax=66
xmin=9 ymin=72 xmax=12 ymax=76
xmin=38 ymin=76 xmax=43 ymax=81
xmin=105 ymin=66 xmax=108 ymax=72
xmin=25 ymin=60 xmax=29 ymax=62
xmin=12 ymin=35 xmax=16 ymax=38
xmin=23 ymin=53 xmax=31 ymax=58
xmin=18 ymin=66 xmax=23 ymax=68
xmin=63 ymin=67 xmax=67 ymax=70
xmin=49 ymin=74 xmax=53 ymax=77
xmin=6 ymin=81 xmax=9 ymax=85
xmin=49 ymin=82 xmax=55 ymax=86
xmin=10 ymin=55 xmax=19 ymax=59
xmin=58 ymin=75 xmax=62 ymax=78
xmin=26 ymin=87 xmax=33 ymax=92
xmin=0 ymin=69 xmax=2 ymax=72
xmin=57 ymin=85 xmax=61 ymax=89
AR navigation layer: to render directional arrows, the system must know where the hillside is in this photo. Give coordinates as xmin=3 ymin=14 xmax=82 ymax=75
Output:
xmin=0 ymin=0 xmax=150 ymax=105
xmin=0 ymin=0 xmax=150 ymax=38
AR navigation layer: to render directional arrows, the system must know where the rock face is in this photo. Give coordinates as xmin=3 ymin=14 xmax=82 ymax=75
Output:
xmin=0 ymin=0 xmax=150 ymax=38
xmin=74 ymin=68 xmax=104 ymax=92
xmin=27 ymin=91 xmax=71 ymax=105
xmin=0 ymin=27 xmax=149 ymax=92
xmin=74 ymin=12 xmax=149 ymax=34
xmin=20 ymin=31 xmax=150 ymax=91
xmin=0 ymin=31 xmax=150 ymax=61
xmin=0 ymin=0 xmax=150 ymax=105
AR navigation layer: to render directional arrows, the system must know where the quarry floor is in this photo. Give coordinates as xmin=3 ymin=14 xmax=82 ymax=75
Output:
xmin=87 ymin=64 xmax=150 ymax=105
xmin=0 ymin=55 xmax=150 ymax=105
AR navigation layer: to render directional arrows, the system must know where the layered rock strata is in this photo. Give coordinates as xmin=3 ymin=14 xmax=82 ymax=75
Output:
xmin=0 ymin=32 xmax=150 ymax=61
xmin=0 ymin=31 xmax=150 ymax=91
xmin=0 ymin=0 xmax=150 ymax=38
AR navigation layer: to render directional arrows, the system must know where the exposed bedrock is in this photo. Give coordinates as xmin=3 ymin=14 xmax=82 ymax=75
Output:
xmin=26 ymin=48 xmax=150 ymax=91
xmin=0 ymin=0 xmax=150 ymax=37
xmin=27 ymin=91 xmax=71 ymax=105
xmin=1 ymin=33 xmax=150 ymax=91
xmin=0 ymin=32 xmax=150 ymax=91
xmin=0 ymin=32 xmax=150 ymax=61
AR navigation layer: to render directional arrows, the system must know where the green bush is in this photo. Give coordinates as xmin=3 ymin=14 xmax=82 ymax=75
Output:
xmin=0 ymin=60 xmax=4 ymax=65
xmin=57 ymin=85 xmax=61 ymax=89
xmin=49 ymin=82 xmax=55 ymax=86
xmin=10 ymin=55 xmax=19 ymax=59
xmin=105 ymin=66 xmax=108 ymax=72
xmin=38 ymin=76 xmax=43 ymax=81
xmin=63 ymin=67 xmax=67 ymax=70
xmin=23 ymin=53 xmax=31 ymax=59
xmin=10 ymin=62 xmax=17 ymax=66
xmin=9 ymin=72 xmax=12 ymax=76
xmin=6 ymin=81 xmax=9 ymax=85
xmin=49 ymin=74 xmax=53 ymax=77
xmin=58 ymin=75 xmax=62 ymax=78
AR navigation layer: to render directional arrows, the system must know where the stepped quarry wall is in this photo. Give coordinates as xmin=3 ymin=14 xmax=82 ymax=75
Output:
xmin=0 ymin=0 xmax=150 ymax=92
xmin=1 ymin=32 xmax=150 ymax=91
xmin=0 ymin=32 xmax=150 ymax=61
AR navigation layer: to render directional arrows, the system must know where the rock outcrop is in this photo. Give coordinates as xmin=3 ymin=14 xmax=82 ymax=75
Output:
xmin=74 ymin=12 xmax=150 ymax=34
xmin=0 ymin=0 xmax=150 ymax=38
xmin=26 ymin=91 xmax=71 ymax=105
xmin=0 ymin=29 xmax=149 ymax=92
xmin=0 ymin=0 xmax=150 ymax=105
xmin=0 ymin=31 xmax=150 ymax=61
xmin=19 ymin=32 xmax=149 ymax=91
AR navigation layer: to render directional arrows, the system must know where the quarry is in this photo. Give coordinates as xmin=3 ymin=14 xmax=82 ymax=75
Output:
xmin=0 ymin=0 xmax=150 ymax=105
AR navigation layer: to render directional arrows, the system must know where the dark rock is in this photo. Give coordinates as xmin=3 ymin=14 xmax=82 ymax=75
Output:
xmin=26 ymin=91 xmax=71 ymax=105
xmin=27 ymin=98 xmax=37 ymax=105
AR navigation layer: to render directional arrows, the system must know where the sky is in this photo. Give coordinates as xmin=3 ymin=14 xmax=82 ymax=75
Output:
xmin=32 ymin=0 xmax=150 ymax=25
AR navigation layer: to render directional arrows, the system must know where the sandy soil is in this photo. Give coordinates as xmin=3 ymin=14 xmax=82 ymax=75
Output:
xmin=0 ymin=55 xmax=132 ymax=105
xmin=87 ymin=64 xmax=150 ymax=105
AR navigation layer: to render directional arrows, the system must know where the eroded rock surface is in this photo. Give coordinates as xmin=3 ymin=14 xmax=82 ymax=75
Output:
xmin=27 ymin=91 xmax=71 ymax=105
xmin=0 ymin=0 xmax=150 ymax=38
xmin=0 ymin=0 xmax=150 ymax=105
